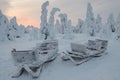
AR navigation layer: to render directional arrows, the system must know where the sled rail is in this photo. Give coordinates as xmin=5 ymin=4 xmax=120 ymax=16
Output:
xmin=61 ymin=39 xmax=108 ymax=65
xmin=11 ymin=40 xmax=58 ymax=78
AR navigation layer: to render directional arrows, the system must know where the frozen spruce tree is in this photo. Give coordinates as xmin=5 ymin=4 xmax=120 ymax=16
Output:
xmin=98 ymin=24 xmax=108 ymax=39
xmin=115 ymin=14 xmax=120 ymax=39
xmin=76 ymin=19 xmax=84 ymax=33
xmin=55 ymin=19 xmax=61 ymax=34
xmin=29 ymin=26 xmax=39 ymax=40
xmin=59 ymin=13 xmax=67 ymax=34
xmin=107 ymin=14 xmax=115 ymax=33
xmin=86 ymin=3 xmax=95 ymax=36
xmin=27 ymin=25 xmax=33 ymax=40
xmin=95 ymin=14 xmax=103 ymax=34
xmin=48 ymin=8 xmax=60 ymax=39
xmin=59 ymin=13 xmax=73 ymax=39
xmin=9 ymin=17 xmax=21 ymax=39
xmin=26 ymin=25 xmax=34 ymax=34
xmin=18 ymin=24 xmax=26 ymax=37
xmin=40 ymin=1 xmax=49 ymax=40
xmin=64 ymin=19 xmax=73 ymax=39
xmin=0 ymin=10 xmax=9 ymax=41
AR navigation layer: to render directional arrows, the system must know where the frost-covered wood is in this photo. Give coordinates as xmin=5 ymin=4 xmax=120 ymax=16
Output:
xmin=11 ymin=40 xmax=58 ymax=78
xmin=95 ymin=39 xmax=108 ymax=52
xmin=34 ymin=40 xmax=58 ymax=62
xmin=11 ymin=49 xmax=35 ymax=65
xmin=61 ymin=39 xmax=108 ymax=65
xmin=87 ymin=40 xmax=102 ymax=50
xmin=71 ymin=43 xmax=86 ymax=54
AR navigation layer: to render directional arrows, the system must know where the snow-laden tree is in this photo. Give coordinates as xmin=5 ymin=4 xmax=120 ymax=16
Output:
xmin=9 ymin=16 xmax=20 ymax=39
xmin=107 ymin=14 xmax=115 ymax=33
xmin=59 ymin=13 xmax=67 ymax=34
xmin=28 ymin=26 xmax=33 ymax=40
xmin=95 ymin=14 xmax=103 ymax=34
xmin=116 ymin=14 xmax=120 ymax=33
xmin=59 ymin=13 xmax=73 ymax=39
xmin=98 ymin=24 xmax=107 ymax=39
xmin=102 ymin=14 xmax=116 ymax=39
xmin=27 ymin=25 xmax=34 ymax=40
xmin=115 ymin=13 xmax=120 ymax=39
xmin=101 ymin=23 xmax=114 ymax=39
xmin=0 ymin=10 xmax=26 ymax=41
xmin=18 ymin=24 xmax=26 ymax=37
xmin=85 ymin=3 xmax=95 ymax=36
xmin=29 ymin=26 xmax=39 ymax=40
xmin=26 ymin=25 xmax=33 ymax=34
xmin=75 ymin=19 xmax=84 ymax=33
xmin=48 ymin=8 xmax=60 ymax=39
xmin=55 ymin=19 xmax=61 ymax=34
xmin=64 ymin=19 xmax=73 ymax=39
xmin=40 ymin=1 xmax=49 ymax=40
xmin=0 ymin=10 xmax=9 ymax=41
xmin=33 ymin=27 xmax=40 ymax=40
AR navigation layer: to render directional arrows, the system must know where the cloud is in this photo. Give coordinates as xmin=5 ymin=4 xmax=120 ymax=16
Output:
xmin=4 ymin=0 xmax=120 ymax=27
xmin=6 ymin=0 xmax=59 ymax=27
xmin=0 ymin=0 xmax=10 ymax=12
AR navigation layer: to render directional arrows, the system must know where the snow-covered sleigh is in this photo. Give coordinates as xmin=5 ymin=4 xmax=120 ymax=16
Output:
xmin=11 ymin=40 xmax=58 ymax=78
xmin=61 ymin=39 xmax=108 ymax=65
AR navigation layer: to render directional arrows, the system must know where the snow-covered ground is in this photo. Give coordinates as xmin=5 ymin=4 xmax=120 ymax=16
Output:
xmin=0 ymin=34 xmax=120 ymax=80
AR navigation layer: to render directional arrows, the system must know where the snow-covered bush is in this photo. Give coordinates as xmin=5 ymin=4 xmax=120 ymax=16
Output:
xmin=0 ymin=10 xmax=9 ymax=41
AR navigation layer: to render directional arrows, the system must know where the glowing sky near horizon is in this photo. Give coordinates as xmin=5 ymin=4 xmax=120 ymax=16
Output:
xmin=0 ymin=0 xmax=120 ymax=27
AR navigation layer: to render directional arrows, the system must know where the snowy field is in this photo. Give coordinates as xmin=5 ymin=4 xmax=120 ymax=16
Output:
xmin=0 ymin=34 xmax=120 ymax=80
xmin=0 ymin=0 xmax=120 ymax=80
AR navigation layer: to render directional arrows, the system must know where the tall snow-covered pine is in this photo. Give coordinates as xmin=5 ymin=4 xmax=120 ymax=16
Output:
xmin=86 ymin=3 xmax=95 ymax=36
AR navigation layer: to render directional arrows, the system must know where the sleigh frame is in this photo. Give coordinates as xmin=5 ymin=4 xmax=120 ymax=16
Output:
xmin=11 ymin=40 xmax=58 ymax=78
xmin=61 ymin=39 xmax=108 ymax=65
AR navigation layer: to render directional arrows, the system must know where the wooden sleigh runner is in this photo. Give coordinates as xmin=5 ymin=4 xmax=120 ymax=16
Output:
xmin=61 ymin=39 xmax=108 ymax=65
xmin=11 ymin=40 xmax=58 ymax=78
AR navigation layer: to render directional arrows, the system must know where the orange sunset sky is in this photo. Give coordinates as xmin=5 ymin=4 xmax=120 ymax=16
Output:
xmin=1 ymin=0 xmax=120 ymax=28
